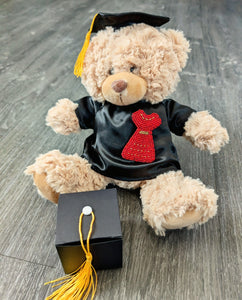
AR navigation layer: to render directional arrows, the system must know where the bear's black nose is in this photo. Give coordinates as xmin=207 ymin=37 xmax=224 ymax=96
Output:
xmin=111 ymin=80 xmax=127 ymax=93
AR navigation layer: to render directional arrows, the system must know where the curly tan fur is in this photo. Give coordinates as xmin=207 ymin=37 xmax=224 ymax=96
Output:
xmin=184 ymin=111 xmax=229 ymax=154
xmin=46 ymin=99 xmax=80 ymax=135
xmin=140 ymin=171 xmax=218 ymax=235
xmin=25 ymin=150 xmax=109 ymax=195
xmin=165 ymin=29 xmax=190 ymax=69
xmin=82 ymin=24 xmax=190 ymax=104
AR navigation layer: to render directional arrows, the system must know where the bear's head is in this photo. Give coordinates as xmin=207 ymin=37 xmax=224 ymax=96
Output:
xmin=80 ymin=21 xmax=190 ymax=106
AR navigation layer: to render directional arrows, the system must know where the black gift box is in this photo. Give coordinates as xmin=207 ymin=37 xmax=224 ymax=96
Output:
xmin=55 ymin=189 xmax=122 ymax=274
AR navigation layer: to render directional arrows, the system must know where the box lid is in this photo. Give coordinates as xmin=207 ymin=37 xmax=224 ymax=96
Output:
xmin=56 ymin=189 xmax=122 ymax=246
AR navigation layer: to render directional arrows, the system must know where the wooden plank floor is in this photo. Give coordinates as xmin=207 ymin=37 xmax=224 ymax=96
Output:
xmin=0 ymin=0 xmax=241 ymax=299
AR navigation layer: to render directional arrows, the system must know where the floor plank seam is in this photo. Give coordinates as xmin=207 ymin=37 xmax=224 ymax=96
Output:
xmin=0 ymin=253 xmax=56 ymax=269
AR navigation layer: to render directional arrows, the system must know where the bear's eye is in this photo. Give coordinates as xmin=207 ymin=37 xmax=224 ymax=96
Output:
xmin=109 ymin=68 xmax=114 ymax=75
xmin=130 ymin=66 xmax=136 ymax=73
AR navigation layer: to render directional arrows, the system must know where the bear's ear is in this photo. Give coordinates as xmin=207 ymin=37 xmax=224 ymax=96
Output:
xmin=165 ymin=29 xmax=190 ymax=69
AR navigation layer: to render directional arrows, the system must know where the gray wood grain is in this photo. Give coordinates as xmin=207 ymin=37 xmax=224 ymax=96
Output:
xmin=0 ymin=0 xmax=241 ymax=299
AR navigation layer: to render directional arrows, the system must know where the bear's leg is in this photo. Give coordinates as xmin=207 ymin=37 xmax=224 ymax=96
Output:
xmin=140 ymin=170 xmax=218 ymax=236
xmin=25 ymin=150 xmax=109 ymax=203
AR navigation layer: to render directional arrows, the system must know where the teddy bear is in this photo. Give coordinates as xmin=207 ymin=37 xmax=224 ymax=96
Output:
xmin=25 ymin=12 xmax=229 ymax=236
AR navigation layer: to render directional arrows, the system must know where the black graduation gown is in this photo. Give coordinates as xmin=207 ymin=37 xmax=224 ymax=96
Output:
xmin=75 ymin=97 xmax=196 ymax=181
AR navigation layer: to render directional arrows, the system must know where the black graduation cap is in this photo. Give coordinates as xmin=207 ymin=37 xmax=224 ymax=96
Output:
xmin=74 ymin=12 xmax=170 ymax=77
xmin=91 ymin=12 xmax=170 ymax=32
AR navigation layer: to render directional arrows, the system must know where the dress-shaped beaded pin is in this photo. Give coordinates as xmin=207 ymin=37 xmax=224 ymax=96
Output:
xmin=121 ymin=109 xmax=162 ymax=163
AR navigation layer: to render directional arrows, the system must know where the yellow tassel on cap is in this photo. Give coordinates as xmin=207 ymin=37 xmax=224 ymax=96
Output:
xmin=45 ymin=209 xmax=97 ymax=300
xmin=74 ymin=13 xmax=98 ymax=77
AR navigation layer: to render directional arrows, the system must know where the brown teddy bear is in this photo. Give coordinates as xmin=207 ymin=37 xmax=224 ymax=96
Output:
xmin=25 ymin=12 xmax=229 ymax=235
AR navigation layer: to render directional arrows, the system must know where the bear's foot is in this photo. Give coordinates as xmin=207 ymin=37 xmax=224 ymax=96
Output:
xmin=25 ymin=150 xmax=109 ymax=203
xmin=140 ymin=170 xmax=218 ymax=236
xmin=33 ymin=172 xmax=59 ymax=203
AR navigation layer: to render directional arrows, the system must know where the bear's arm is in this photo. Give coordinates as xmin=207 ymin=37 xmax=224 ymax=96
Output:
xmin=163 ymin=99 xmax=229 ymax=154
xmin=46 ymin=97 xmax=95 ymax=135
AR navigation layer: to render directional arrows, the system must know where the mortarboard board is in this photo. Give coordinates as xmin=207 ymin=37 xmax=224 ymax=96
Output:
xmin=74 ymin=12 xmax=170 ymax=77
xmin=91 ymin=12 xmax=170 ymax=32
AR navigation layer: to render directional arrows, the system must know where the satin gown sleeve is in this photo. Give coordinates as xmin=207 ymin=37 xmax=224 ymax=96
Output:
xmin=163 ymin=99 xmax=196 ymax=136
xmin=74 ymin=96 xmax=96 ymax=129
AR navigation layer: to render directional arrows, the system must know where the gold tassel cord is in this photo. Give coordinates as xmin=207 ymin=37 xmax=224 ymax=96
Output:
xmin=45 ymin=211 xmax=97 ymax=300
xmin=74 ymin=13 xmax=98 ymax=77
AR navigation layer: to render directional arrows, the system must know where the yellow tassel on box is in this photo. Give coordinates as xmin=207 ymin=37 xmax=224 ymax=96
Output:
xmin=45 ymin=210 xmax=97 ymax=300
xmin=74 ymin=13 xmax=98 ymax=78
